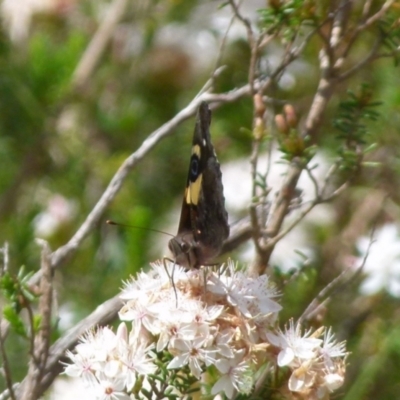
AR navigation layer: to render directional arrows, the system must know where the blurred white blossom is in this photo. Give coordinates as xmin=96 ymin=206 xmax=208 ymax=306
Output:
xmin=33 ymin=194 xmax=77 ymax=237
xmin=64 ymin=260 xmax=346 ymax=399
xmin=357 ymin=223 xmax=400 ymax=297
xmin=1 ymin=0 xmax=74 ymax=43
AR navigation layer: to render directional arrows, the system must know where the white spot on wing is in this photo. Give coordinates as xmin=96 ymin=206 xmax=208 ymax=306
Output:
xmin=202 ymin=139 xmax=206 ymax=147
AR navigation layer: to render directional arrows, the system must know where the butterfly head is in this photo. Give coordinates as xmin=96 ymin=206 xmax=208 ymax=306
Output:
xmin=168 ymin=232 xmax=198 ymax=269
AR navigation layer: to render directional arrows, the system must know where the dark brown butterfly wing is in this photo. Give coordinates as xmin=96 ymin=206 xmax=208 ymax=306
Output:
xmin=168 ymin=102 xmax=229 ymax=269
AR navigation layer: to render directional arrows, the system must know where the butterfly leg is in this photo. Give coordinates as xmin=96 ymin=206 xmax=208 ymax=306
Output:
xmin=202 ymin=267 xmax=208 ymax=298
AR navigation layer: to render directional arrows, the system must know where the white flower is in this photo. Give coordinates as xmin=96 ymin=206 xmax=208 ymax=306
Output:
xmin=214 ymin=329 xmax=235 ymax=358
xmin=64 ymin=349 xmax=97 ymax=385
xmin=118 ymin=298 xmax=155 ymax=333
xmin=323 ymin=371 xmax=344 ymax=392
xmin=118 ymin=340 xmax=156 ymax=391
xmin=288 ymin=360 xmax=316 ymax=392
xmin=266 ymin=320 xmax=322 ymax=367
xmin=121 ymin=262 xmax=171 ymax=299
xmin=120 ymin=272 xmax=161 ymax=302
xmin=242 ymin=274 xmax=282 ymax=316
xmin=208 ymin=261 xmax=281 ymax=320
xmin=121 ymin=261 xmax=187 ymax=301
xmin=93 ymin=376 xmax=130 ymax=400
xmin=180 ymin=302 xmax=223 ymax=339
xmin=188 ymin=303 xmax=224 ymax=325
xmin=212 ymin=349 xmax=252 ymax=399
xmin=207 ymin=263 xmax=249 ymax=314
xmin=150 ymin=297 xmax=215 ymax=350
xmin=168 ymin=337 xmax=217 ymax=379
xmin=66 ymin=327 xmax=121 ymax=380
xmin=320 ymin=328 xmax=347 ymax=369
xmin=64 ymin=328 xmax=120 ymax=383
xmin=81 ymin=328 xmax=119 ymax=362
xmin=156 ymin=318 xmax=196 ymax=352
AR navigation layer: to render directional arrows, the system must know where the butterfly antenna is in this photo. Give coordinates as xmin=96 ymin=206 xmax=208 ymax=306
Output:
xmin=106 ymin=220 xmax=175 ymax=238
xmin=163 ymin=257 xmax=178 ymax=307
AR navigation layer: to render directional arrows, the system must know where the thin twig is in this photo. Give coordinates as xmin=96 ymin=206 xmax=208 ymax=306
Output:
xmin=220 ymin=217 xmax=252 ymax=255
xmin=195 ymin=66 xmax=227 ymax=99
xmin=266 ymin=172 xmax=352 ymax=250
xmin=0 ymin=384 xmax=19 ymax=400
xmin=341 ymin=0 xmax=395 ymax=60
xmin=211 ymin=4 xmax=236 ymax=83
xmin=71 ymin=0 xmax=128 ymax=89
xmin=0 ymin=324 xmax=16 ymax=400
xmin=267 ymin=197 xmax=318 ymax=249
xmin=319 ymin=162 xmax=339 ymax=199
xmin=228 ymin=0 xmax=254 ymax=43
xmin=0 ymin=244 xmax=14 ymax=399
xmin=228 ymin=0 xmax=259 ymax=95
xmin=338 ymin=39 xmax=382 ymax=81
xmin=20 ymin=240 xmax=53 ymax=400
xmin=25 ymin=304 xmax=36 ymax=364
xmin=376 ymin=48 xmax=400 ymax=58
xmin=299 ymin=269 xmax=352 ymax=324
xmin=36 ymin=241 xmax=53 ymax=367
xmin=305 ymin=161 xmax=346 ymax=202
xmin=251 ymin=157 xmax=305 ymax=274
xmin=299 ymin=224 xmax=377 ymax=324
xmin=361 ymin=0 xmax=374 ymax=21
xmin=305 ymin=165 xmax=321 ymax=199
xmin=322 ymin=180 xmax=349 ymax=201
xmin=356 ymin=0 xmax=395 ymax=33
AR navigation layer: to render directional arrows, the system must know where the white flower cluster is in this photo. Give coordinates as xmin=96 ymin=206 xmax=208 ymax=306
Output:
xmin=267 ymin=322 xmax=347 ymax=400
xmin=64 ymin=260 xmax=347 ymax=399
xmin=64 ymin=324 xmax=156 ymax=400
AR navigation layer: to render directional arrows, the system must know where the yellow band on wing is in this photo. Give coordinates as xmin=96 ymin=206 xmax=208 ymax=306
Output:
xmin=192 ymin=144 xmax=201 ymax=156
xmin=186 ymin=173 xmax=203 ymax=206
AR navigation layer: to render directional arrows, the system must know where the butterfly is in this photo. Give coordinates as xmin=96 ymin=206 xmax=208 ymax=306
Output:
xmin=168 ymin=102 xmax=230 ymax=269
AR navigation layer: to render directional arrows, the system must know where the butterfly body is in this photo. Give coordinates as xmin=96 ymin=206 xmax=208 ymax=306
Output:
xmin=168 ymin=102 xmax=229 ymax=269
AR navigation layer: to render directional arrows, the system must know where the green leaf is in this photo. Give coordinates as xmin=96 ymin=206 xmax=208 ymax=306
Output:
xmin=2 ymin=304 xmax=27 ymax=338
xmin=33 ymin=314 xmax=42 ymax=334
